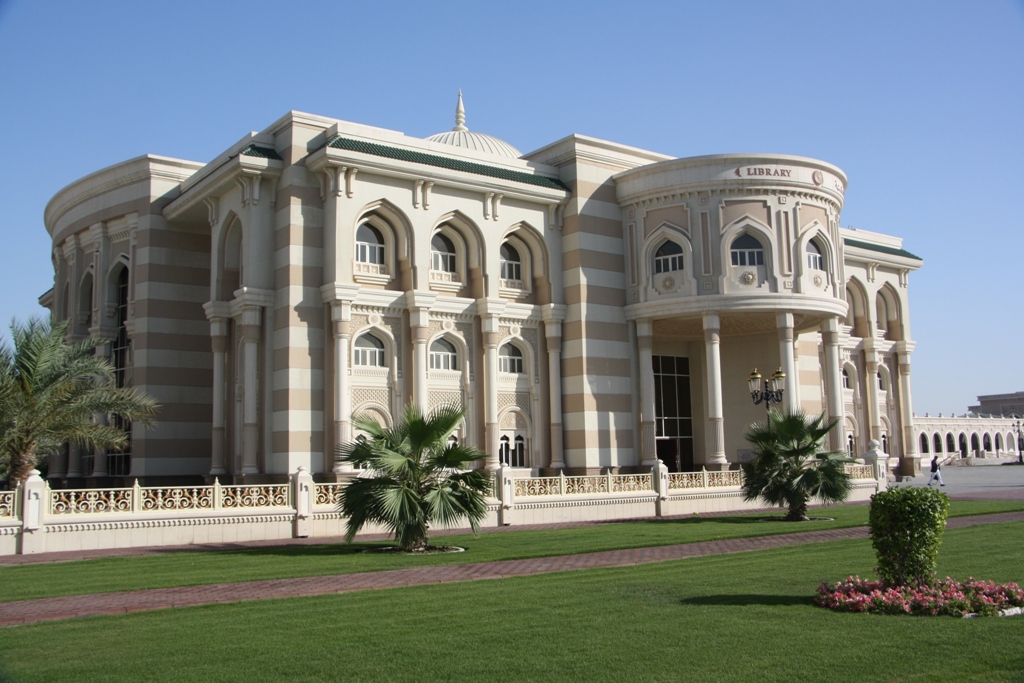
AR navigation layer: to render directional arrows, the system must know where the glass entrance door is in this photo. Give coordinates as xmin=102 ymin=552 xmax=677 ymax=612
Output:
xmin=653 ymin=356 xmax=694 ymax=472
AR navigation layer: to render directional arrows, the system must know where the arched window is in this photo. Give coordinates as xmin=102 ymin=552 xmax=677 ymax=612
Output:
xmin=920 ymin=433 xmax=929 ymax=454
xmin=500 ymin=242 xmax=522 ymax=282
xmin=959 ymin=433 xmax=968 ymax=457
xmin=730 ymin=234 xmax=764 ymax=266
xmin=877 ymin=372 xmax=885 ymax=391
xmin=983 ymin=434 xmax=992 ymax=451
xmin=947 ymin=433 xmax=956 ymax=454
xmin=881 ymin=434 xmax=889 ymax=454
xmin=842 ymin=369 xmax=850 ymax=389
xmin=654 ymin=241 xmax=684 ymax=274
xmin=847 ymin=433 xmax=855 ymax=456
xmin=933 ymin=433 xmax=942 ymax=453
xmin=431 ymin=233 xmax=457 ymax=273
xmin=499 ymin=344 xmax=523 ymax=374
xmin=971 ymin=433 xmax=980 ymax=453
xmin=995 ymin=433 xmax=1003 ymax=451
xmin=499 ymin=434 xmax=526 ymax=467
xmin=429 ymin=338 xmax=458 ymax=371
xmin=806 ymin=241 xmax=824 ymax=271
xmin=355 ymin=224 xmax=385 ymax=265
xmin=353 ymin=334 xmax=385 ymax=367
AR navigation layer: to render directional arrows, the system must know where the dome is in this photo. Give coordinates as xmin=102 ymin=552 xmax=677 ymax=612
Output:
xmin=425 ymin=93 xmax=522 ymax=159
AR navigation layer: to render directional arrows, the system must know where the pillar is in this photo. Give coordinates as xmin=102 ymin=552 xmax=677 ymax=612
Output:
xmin=331 ymin=302 xmax=353 ymax=474
xmin=410 ymin=307 xmax=430 ymax=412
xmin=66 ymin=444 xmax=82 ymax=479
xmin=239 ymin=306 xmax=262 ymax=476
xmin=545 ymin=317 xmax=565 ymax=469
xmin=897 ymin=345 xmax=920 ymax=476
xmin=703 ymin=313 xmax=728 ymax=469
xmin=91 ymin=340 xmax=112 ymax=478
xmin=776 ymin=312 xmax=798 ymax=414
xmin=821 ymin=316 xmax=845 ymax=452
xmin=209 ymin=318 xmax=229 ymax=476
xmin=636 ymin=319 xmax=659 ymax=467
xmin=864 ymin=346 xmax=882 ymax=442
xmin=483 ymin=315 xmax=500 ymax=471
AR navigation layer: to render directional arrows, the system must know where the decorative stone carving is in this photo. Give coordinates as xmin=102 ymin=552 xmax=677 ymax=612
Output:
xmin=741 ymin=271 xmax=756 ymax=285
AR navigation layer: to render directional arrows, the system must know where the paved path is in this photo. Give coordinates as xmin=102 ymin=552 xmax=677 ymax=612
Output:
xmin=2 ymin=510 xmax=1022 ymax=628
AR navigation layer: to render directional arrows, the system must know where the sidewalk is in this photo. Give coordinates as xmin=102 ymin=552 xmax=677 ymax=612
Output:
xmin=2 ymin=510 xmax=1022 ymax=628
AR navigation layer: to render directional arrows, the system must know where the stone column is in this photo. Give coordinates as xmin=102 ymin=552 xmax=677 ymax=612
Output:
xmin=863 ymin=345 xmax=881 ymax=442
xmin=636 ymin=319 xmax=659 ymax=467
xmin=410 ymin=307 xmax=430 ymax=412
xmin=703 ymin=313 xmax=728 ymax=470
xmin=91 ymin=340 xmax=112 ymax=478
xmin=544 ymin=317 xmax=565 ymax=470
xmin=821 ymin=316 xmax=846 ymax=452
xmin=483 ymin=316 xmax=500 ymax=471
xmin=209 ymin=318 xmax=229 ymax=476
xmin=239 ymin=306 xmax=262 ymax=475
xmin=897 ymin=345 xmax=920 ymax=476
xmin=777 ymin=312 xmax=798 ymax=415
xmin=66 ymin=444 xmax=82 ymax=479
xmin=331 ymin=301 xmax=353 ymax=473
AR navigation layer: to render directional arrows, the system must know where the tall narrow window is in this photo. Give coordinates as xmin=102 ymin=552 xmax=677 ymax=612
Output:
xmin=878 ymin=372 xmax=885 ymax=391
xmin=500 ymin=243 xmax=522 ymax=282
xmin=429 ymin=338 xmax=457 ymax=371
xmin=431 ymin=233 xmax=457 ymax=273
xmin=108 ymin=267 xmax=132 ymax=477
xmin=842 ymin=368 xmax=850 ymax=389
xmin=353 ymin=334 xmax=385 ymax=367
xmin=730 ymin=234 xmax=764 ymax=266
xmin=847 ymin=433 xmax=855 ymax=456
xmin=355 ymin=224 xmax=385 ymax=265
xmin=499 ymin=344 xmax=523 ymax=374
xmin=654 ymin=241 xmax=684 ymax=274
xmin=806 ymin=241 xmax=824 ymax=271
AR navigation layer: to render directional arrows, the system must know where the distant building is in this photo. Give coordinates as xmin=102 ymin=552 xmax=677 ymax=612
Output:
xmin=39 ymin=96 xmax=929 ymax=486
xmin=969 ymin=392 xmax=1024 ymax=418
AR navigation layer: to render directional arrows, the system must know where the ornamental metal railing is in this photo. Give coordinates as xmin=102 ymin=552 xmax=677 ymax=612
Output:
xmin=48 ymin=481 xmax=292 ymax=516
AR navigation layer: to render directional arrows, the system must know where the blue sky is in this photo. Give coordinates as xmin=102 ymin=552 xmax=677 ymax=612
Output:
xmin=0 ymin=0 xmax=1021 ymax=414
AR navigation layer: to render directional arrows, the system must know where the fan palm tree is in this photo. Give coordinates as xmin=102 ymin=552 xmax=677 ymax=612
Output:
xmin=336 ymin=403 xmax=491 ymax=551
xmin=0 ymin=318 xmax=158 ymax=483
xmin=741 ymin=410 xmax=852 ymax=521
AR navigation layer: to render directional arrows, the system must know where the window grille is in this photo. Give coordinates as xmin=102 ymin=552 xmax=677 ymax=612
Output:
xmin=429 ymin=339 xmax=458 ymax=371
xmin=654 ymin=241 xmax=684 ymax=274
xmin=353 ymin=334 xmax=385 ymax=367
xmin=730 ymin=234 xmax=764 ymax=266
xmin=498 ymin=344 xmax=523 ymax=374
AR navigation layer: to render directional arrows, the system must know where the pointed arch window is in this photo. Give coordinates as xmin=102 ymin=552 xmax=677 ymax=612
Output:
xmin=500 ymin=242 xmax=522 ymax=282
xmin=933 ymin=433 xmax=942 ymax=453
xmin=806 ymin=241 xmax=824 ymax=271
xmin=730 ymin=234 xmax=764 ymax=266
xmin=654 ymin=241 xmax=684 ymax=274
xmin=353 ymin=334 xmax=386 ymax=367
xmin=431 ymin=233 xmax=457 ymax=274
xmin=429 ymin=338 xmax=458 ymax=371
xmin=355 ymin=224 xmax=385 ymax=266
xmin=842 ymin=368 xmax=850 ymax=389
xmin=499 ymin=434 xmax=526 ymax=467
xmin=499 ymin=344 xmax=524 ymax=374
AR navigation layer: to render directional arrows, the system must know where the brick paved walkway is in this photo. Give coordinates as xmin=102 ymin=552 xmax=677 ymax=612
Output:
xmin=2 ymin=510 xmax=1021 ymax=628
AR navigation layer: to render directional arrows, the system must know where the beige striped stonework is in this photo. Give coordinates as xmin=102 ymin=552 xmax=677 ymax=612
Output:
xmin=134 ymin=299 xmax=208 ymax=321
xmin=273 ymin=302 xmax=327 ymax=331
xmin=563 ymin=284 xmax=625 ymax=306
xmin=51 ymin=196 xmax=152 ymax=246
xmin=135 ymin=245 xmax=209 ymax=269
xmin=272 ymin=346 xmax=325 ymax=370
xmin=272 ymin=410 xmax=323 ymax=432
xmin=272 ymin=432 xmax=324 ymax=453
xmin=136 ymin=332 xmax=212 ymax=354
xmin=130 ymin=317 xmax=210 ymax=336
xmin=562 ymin=355 xmax=632 ymax=378
xmin=562 ymin=392 xmax=634 ymax=414
xmin=272 ymin=368 xmax=323 ymax=392
xmin=272 ymin=387 xmax=324 ymax=412
xmin=132 ymin=349 xmax=212 ymax=370
xmin=135 ymin=263 xmax=208 ymax=288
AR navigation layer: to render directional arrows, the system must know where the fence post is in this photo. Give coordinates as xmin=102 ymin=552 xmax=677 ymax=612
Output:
xmin=497 ymin=464 xmax=513 ymax=526
xmin=606 ymin=470 xmax=613 ymax=494
xmin=19 ymin=470 xmax=46 ymax=555
xmin=292 ymin=466 xmax=313 ymax=538
xmin=652 ymin=461 xmax=669 ymax=517
xmin=213 ymin=478 xmax=222 ymax=510
xmin=559 ymin=470 xmax=566 ymax=496
xmin=132 ymin=479 xmax=141 ymax=514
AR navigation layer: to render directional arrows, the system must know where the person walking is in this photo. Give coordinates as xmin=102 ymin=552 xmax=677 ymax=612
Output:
xmin=927 ymin=454 xmax=945 ymax=487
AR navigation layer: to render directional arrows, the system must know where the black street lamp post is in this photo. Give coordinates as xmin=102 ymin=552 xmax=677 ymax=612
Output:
xmin=748 ymin=367 xmax=786 ymax=415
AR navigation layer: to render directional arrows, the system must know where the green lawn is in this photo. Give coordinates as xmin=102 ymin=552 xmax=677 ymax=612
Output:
xmin=0 ymin=499 xmax=1021 ymax=603
xmin=0 ymin=521 xmax=1021 ymax=682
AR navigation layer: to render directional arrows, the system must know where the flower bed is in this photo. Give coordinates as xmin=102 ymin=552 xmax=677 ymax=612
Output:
xmin=815 ymin=576 xmax=1024 ymax=617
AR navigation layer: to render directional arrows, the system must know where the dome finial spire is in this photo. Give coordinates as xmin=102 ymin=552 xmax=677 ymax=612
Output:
xmin=453 ymin=90 xmax=468 ymax=132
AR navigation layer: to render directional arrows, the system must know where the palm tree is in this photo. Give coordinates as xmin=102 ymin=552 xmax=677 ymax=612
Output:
xmin=336 ymin=403 xmax=491 ymax=551
xmin=741 ymin=410 xmax=852 ymax=521
xmin=0 ymin=318 xmax=158 ymax=483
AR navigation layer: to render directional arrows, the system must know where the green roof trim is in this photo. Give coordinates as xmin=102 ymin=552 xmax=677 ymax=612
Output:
xmin=843 ymin=238 xmax=921 ymax=261
xmin=239 ymin=144 xmax=282 ymax=161
xmin=325 ymin=135 xmax=568 ymax=191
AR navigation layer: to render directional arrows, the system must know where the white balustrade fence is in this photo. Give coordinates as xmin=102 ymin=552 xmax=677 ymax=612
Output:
xmin=0 ymin=464 xmax=883 ymax=556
